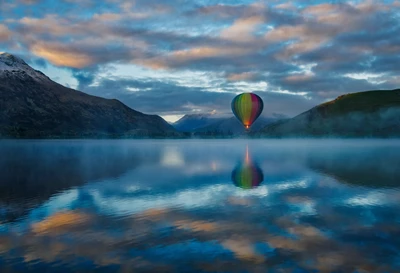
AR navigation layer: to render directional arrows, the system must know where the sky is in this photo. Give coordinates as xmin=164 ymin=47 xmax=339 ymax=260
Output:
xmin=1 ymin=0 xmax=399 ymax=122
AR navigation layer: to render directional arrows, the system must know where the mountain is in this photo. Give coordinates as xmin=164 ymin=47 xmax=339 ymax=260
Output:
xmin=258 ymin=89 xmax=400 ymax=137
xmin=195 ymin=116 xmax=279 ymax=135
xmin=173 ymin=113 xmax=225 ymax=132
xmin=173 ymin=112 xmax=282 ymax=135
xmin=0 ymin=53 xmax=177 ymax=138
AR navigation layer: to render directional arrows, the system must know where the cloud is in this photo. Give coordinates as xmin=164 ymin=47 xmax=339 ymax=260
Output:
xmin=302 ymin=3 xmax=339 ymax=17
xmin=82 ymin=77 xmax=318 ymax=117
xmin=285 ymin=74 xmax=314 ymax=83
xmin=19 ymin=0 xmax=41 ymax=4
xmin=275 ymin=2 xmax=297 ymax=10
xmin=31 ymin=43 xmax=95 ymax=68
xmin=1 ymin=0 xmax=399 ymax=117
xmin=32 ymin=57 xmax=48 ymax=69
xmin=0 ymin=25 xmax=11 ymax=41
xmin=226 ymin=72 xmax=259 ymax=82
xmin=220 ymin=15 xmax=265 ymax=42
xmin=195 ymin=3 xmax=261 ymax=19
xmin=72 ymin=69 xmax=97 ymax=89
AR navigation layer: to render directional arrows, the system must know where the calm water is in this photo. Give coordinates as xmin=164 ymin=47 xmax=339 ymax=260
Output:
xmin=0 ymin=139 xmax=400 ymax=272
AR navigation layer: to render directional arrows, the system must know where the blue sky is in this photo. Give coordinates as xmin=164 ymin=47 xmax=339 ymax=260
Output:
xmin=1 ymin=0 xmax=399 ymax=121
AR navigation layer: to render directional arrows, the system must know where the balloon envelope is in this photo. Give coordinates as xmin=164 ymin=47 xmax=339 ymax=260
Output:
xmin=231 ymin=93 xmax=264 ymax=129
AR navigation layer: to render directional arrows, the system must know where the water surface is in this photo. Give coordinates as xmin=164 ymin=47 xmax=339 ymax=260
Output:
xmin=0 ymin=139 xmax=400 ymax=272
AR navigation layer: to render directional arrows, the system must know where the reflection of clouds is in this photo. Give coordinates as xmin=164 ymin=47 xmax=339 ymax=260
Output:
xmin=7 ymin=172 xmax=372 ymax=229
xmin=222 ymin=237 xmax=266 ymax=263
xmin=90 ymin=184 xmax=229 ymax=215
xmin=89 ymin=184 xmax=271 ymax=216
xmin=345 ymin=192 xmax=388 ymax=207
xmin=284 ymin=195 xmax=311 ymax=204
xmin=270 ymin=179 xmax=309 ymax=191
xmin=9 ymin=176 xmax=315 ymax=228
xmin=44 ymin=188 xmax=79 ymax=210
xmin=125 ymin=185 xmax=146 ymax=193
xmin=1 ymin=140 xmax=400 ymax=271
xmin=291 ymin=200 xmax=317 ymax=216
xmin=226 ymin=197 xmax=254 ymax=206
xmin=17 ymin=189 xmax=80 ymax=228
xmin=32 ymin=211 xmax=91 ymax=235
xmin=0 ymin=203 xmax=399 ymax=272
xmin=234 ymin=186 xmax=268 ymax=197
xmin=174 ymin=220 xmax=220 ymax=233
xmin=288 ymin=225 xmax=325 ymax=239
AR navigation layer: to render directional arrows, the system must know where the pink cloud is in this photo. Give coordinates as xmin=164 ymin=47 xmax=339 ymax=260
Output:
xmin=0 ymin=25 xmax=11 ymax=41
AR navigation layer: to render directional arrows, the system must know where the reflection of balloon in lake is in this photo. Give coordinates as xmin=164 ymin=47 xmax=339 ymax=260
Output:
xmin=231 ymin=93 xmax=264 ymax=130
xmin=231 ymin=146 xmax=264 ymax=189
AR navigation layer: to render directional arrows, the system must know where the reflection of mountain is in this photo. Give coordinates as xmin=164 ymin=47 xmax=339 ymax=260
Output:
xmin=231 ymin=147 xmax=264 ymax=189
xmin=0 ymin=142 xmax=155 ymax=222
xmin=307 ymin=147 xmax=400 ymax=188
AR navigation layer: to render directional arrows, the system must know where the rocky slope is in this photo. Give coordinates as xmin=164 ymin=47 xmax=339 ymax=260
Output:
xmin=0 ymin=53 xmax=177 ymax=138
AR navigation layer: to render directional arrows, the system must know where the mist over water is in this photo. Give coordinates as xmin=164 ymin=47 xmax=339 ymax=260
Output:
xmin=0 ymin=139 xmax=400 ymax=272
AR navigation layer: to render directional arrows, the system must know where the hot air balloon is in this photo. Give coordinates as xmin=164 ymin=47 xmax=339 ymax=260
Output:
xmin=231 ymin=93 xmax=264 ymax=130
xmin=231 ymin=146 xmax=264 ymax=189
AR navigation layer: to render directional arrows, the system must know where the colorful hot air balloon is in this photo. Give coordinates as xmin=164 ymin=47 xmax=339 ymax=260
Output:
xmin=231 ymin=93 xmax=264 ymax=130
xmin=231 ymin=147 xmax=264 ymax=189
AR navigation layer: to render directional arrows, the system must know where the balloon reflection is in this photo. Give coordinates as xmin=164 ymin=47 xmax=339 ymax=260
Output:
xmin=231 ymin=146 xmax=264 ymax=189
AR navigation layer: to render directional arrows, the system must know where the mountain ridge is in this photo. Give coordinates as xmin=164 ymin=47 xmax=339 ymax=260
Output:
xmin=257 ymin=89 xmax=400 ymax=138
xmin=173 ymin=112 xmax=226 ymax=132
xmin=0 ymin=53 xmax=177 ymax=138
xmin=173 ymin=112 xmax=284 ymax=135
xmin=194 ymin=116 xmax=279 ymax=135
xmin=2 ymin=53 xmax=399 ymax=138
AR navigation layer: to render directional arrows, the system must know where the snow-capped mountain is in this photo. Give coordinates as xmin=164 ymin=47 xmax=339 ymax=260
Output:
xmin=0 ymin=53 xmax=50 ymax=83
xmin=0 ymin=53 xmax=177 ymax=138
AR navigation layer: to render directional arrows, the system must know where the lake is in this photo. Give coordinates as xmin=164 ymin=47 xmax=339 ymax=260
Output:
xmin=0 ymin=139 xmax=400 ymax=272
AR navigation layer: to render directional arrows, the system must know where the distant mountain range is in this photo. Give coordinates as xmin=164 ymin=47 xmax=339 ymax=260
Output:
xmin=173 ymin=113 xmax=283 ymax=135
xmin=194 ymin=116 xmax=279 ymax=135
xmin=257 ymin=90 xmax=400 ymax=138
xmin=0 ymin=53 xmax=177 ymax=138
xmin=173 ymin=113 xmax=226 ymax=132
xmin=1 ymin=53 xmax=399 ymax=138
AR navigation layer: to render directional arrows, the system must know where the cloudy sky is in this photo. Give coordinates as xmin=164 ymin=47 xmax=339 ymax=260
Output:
xmin=1 ymin=0 xmax=399 ymax=122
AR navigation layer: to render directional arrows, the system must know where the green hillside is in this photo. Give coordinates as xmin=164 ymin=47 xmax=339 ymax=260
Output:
xmin=316 ymin=90 xmax=400 ymax=116
xmin=258 ymin=89 xmax=400 ymax=138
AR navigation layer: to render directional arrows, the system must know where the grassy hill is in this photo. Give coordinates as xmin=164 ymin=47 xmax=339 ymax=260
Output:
xmin=257 ymin=89 xmax=400 ymax=138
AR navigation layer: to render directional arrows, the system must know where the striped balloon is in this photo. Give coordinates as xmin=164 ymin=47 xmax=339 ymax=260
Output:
xmin=231 ymin=93 xmax=264 ymax=129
